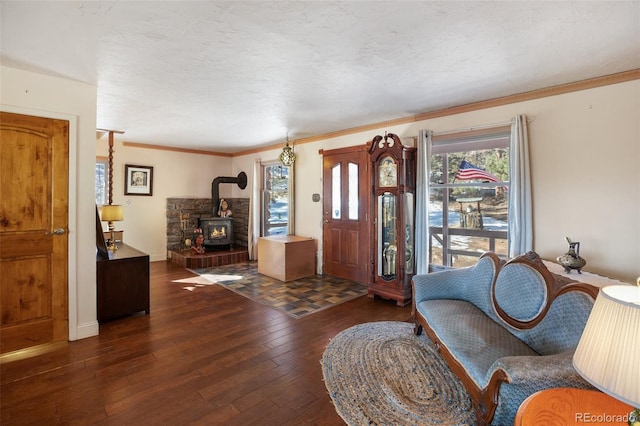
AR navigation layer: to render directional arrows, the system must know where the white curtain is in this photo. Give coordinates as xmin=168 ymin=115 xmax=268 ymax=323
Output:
xmin=247 ymin=159 xmax=261 ymax=260
xmin=508 ymin=114 xmax=533 ymax=257
xmin=415 ymin=129 xmax=432 ymax=274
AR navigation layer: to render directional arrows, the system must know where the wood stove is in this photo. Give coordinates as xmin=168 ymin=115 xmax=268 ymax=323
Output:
xmin=199 ymin=217 xmax=233 ymax=248
xmin=193 ymin=172 xmax=246 ymax=250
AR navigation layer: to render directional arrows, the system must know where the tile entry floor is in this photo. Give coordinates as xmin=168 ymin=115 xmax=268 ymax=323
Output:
xmin=184 ymin=261 xmax=369 ymax=318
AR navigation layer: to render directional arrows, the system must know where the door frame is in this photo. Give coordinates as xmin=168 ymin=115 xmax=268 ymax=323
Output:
xmin=1 ymin=105 xmax=80 ymax=341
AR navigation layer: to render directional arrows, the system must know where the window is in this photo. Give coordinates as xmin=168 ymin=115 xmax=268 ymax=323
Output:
xmin=330 ymin=161 xmax=360 ymax=220
xmin=261 ymin=162 xmax=292 ymax=236
xmin=429 ymin=127 xmax=511 ymax=268
xmin=348 ymin=162 xmax=359 ymax=220
xmin=95 ymin=156 xmax=109 ymax=206
xmin=331 ymin=164 xmax=341 ymax=219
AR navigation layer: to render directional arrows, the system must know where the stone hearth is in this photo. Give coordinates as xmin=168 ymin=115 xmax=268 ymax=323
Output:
xmin=166 ymin=197 xmax=249 ymax=254
xmin=170 ymin=247 xmax=249 ymax=269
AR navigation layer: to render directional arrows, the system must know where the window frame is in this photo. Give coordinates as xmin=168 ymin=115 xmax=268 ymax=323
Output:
xmin=95 ymin=156 xmax=109 ymax=206
xmin=428 ymin=127 xmax=511 ymax=268
xmin=261 ymin=161 xmax=294 ymax=237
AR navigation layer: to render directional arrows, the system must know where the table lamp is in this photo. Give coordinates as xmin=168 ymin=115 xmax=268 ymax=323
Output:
xmin=101 ymin=204 xmax=124 ymax=251
xmin=573 ymin=285 xmax=640 ymax=424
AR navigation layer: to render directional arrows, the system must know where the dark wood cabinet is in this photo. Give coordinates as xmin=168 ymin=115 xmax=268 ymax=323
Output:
xmin=368 ymin=133 xmax=417 ymax=306
xmin=96 ymin=243 xmax=150 ymax=323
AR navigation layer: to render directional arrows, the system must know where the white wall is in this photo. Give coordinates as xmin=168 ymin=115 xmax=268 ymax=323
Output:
xmin=1 ymin=65 xmax=99 ymax=340
xmin=234 ymin=80 xmax=640 ymax=283
xmin=96 ymin=141 xmax=236 ymax=260
xmin=524 ymin=83 xmax=639 ymax=280
xmin=92 ymin=78 xmax=640 ymax=286
xmin=7 ymin=64 xmax=635 ymax=342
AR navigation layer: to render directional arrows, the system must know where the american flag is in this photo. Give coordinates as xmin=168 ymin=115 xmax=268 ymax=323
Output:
xmin=454 ymin=160 xmax=500 ymax=182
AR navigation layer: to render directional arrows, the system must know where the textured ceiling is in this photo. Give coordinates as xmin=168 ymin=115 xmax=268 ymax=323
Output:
xmin=2 ymin=1 xmax=639 ymax=153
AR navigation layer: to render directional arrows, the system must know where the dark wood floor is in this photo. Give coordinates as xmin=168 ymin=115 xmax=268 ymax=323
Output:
xmin=1 ymin=261 xmax=412 ymax=425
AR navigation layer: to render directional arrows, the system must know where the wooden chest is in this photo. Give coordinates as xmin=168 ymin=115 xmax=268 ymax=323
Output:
xmin=258 ymin=235 xmax=315 ymax=281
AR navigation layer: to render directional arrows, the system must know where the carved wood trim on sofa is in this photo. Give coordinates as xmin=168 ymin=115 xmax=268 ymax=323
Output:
xmin=491 ymin=252 xmax=599 ymax=330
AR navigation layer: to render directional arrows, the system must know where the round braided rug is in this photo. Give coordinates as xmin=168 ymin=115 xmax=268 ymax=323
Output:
xmin=322 ymin=321 xmax=475 ymax=426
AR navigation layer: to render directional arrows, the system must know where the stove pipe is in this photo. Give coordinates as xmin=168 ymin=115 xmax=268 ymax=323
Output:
xmin=211 ymin=172 xmax=247 ymax=215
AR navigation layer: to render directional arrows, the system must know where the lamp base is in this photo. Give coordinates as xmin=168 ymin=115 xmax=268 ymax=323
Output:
xmin=108 ymin=230 xmax=118 ymax=251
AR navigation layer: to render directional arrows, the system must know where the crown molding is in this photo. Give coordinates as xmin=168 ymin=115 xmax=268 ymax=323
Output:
xmin=121 ymin=69 xmax=640 ymax=158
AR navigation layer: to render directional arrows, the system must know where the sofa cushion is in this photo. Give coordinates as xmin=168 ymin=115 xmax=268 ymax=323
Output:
xmin=417 ymin=299 xmax=538 ymax=389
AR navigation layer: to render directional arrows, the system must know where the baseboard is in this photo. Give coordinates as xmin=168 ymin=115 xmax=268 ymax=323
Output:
xmin=73 ymin=321 xmax=99 ymax=341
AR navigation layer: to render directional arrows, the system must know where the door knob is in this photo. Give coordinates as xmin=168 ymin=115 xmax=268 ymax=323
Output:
xmin=51 ymin=228 xmax=66 ymax=235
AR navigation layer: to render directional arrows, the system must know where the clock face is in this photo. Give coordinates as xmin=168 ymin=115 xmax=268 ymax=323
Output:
xmin=378 ymin=156 xmax=397 ymax=187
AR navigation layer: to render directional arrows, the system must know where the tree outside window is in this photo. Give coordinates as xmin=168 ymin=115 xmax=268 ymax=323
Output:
xmin=95 ymin=157 xmax=109 ymax=206
xmin=262 ymin=163 xmax=291 ymax=236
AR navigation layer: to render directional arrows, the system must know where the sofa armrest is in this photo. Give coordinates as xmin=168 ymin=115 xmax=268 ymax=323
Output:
xmin=413 ymin=267 xmax=476 ymax=302
xmin=486 ymin=351 xmax=585 ymax=385
xmin=486 ymin=351 xmax=594 ymax=425
xmin=412 ymin=252 xmax=501 ymax=304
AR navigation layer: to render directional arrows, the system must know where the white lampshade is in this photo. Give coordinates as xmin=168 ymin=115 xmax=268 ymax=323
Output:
xmin=101 ymin=205 xmax=124 ymax=222
xmin=573 ymin=285 xmax=640 ymax=407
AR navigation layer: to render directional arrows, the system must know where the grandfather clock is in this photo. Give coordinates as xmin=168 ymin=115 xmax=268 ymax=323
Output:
xmin=368 ymin=132 xmax=417 ymax=306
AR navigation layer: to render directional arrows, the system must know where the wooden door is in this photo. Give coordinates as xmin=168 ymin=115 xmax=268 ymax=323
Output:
xmin=0 ymin=112 xmax=69 ymax=354
xmin=322 ymin=146 xmax=370 ymax=284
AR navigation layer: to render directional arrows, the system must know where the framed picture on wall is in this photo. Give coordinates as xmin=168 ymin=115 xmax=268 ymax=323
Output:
xmin=125 ymin=164 xmax=154 ymax=196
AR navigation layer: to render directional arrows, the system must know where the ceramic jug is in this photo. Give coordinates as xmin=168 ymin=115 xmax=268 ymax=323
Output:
xmin=556 ymin=237 xmax=587 ymax=273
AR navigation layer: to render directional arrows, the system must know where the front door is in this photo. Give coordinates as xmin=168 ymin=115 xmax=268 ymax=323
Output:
xmin=322 ymin=145 xmax=370 ymax=284
xmin=0 ymin=112 xmax=69 ymax=354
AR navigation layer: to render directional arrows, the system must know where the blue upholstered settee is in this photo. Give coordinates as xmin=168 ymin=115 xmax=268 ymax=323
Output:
xmin=412 ymin=251 xmax=599 ymax=426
